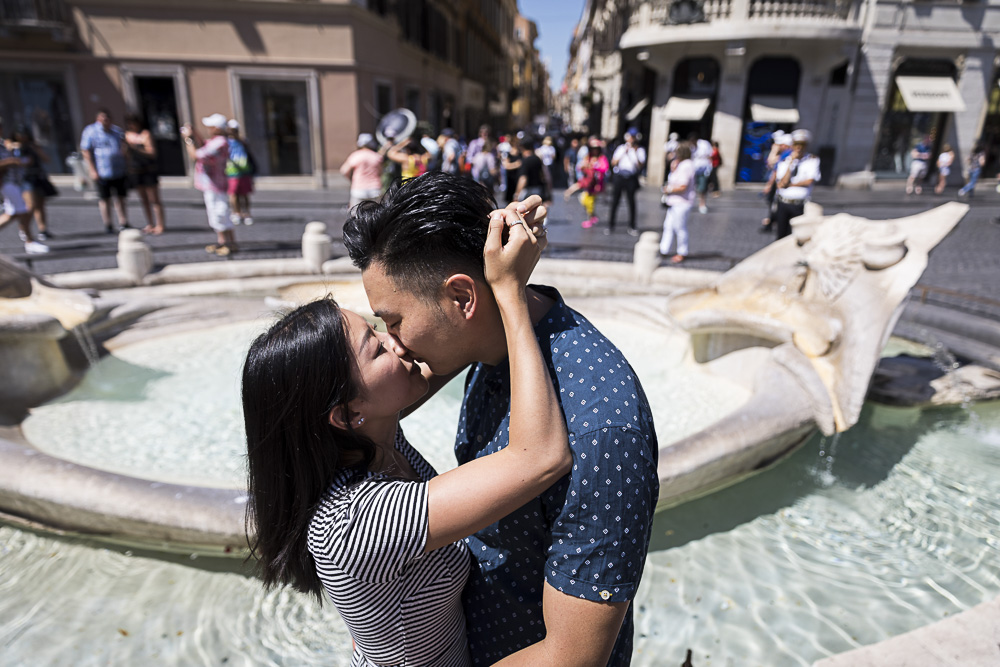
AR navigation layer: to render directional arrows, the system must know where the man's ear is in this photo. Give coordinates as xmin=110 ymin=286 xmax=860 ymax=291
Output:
xmin=442 ymin=274 xmax=479 ymax=321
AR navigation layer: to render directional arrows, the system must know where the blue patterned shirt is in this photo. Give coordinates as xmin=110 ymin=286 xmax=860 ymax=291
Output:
xmin=80 ymin=122 xmax=127 ymax=179
xmin=456 ymin=286 xmax=659 ymax=666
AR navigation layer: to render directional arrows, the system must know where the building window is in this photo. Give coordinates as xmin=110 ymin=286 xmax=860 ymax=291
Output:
xmin=0 ymin=70 xmax=76 ymax=174
xmin=239 ymin=78 xmax=314 ymax=176
xmin=375 ymin=81 xmax=394 ymax=116
xmin=405 ymin=88 xmax=421 ymax=117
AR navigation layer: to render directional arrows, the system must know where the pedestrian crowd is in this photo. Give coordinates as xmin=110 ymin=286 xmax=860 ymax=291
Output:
xmin=0 ymin=108 xmax=258 ymax=258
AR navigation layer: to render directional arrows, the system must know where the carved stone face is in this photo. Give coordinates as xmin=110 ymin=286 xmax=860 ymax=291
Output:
xmin=666 ymin=203 xmax=966 ymax=434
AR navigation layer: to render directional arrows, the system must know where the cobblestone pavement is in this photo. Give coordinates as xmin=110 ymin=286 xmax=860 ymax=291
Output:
xmin=2 ymin=180 xmax=997 ymax=318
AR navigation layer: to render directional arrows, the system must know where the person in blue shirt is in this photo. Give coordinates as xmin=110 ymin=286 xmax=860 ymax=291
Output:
xmin=80 ymin=108 xmax=130 ymax=233
xmin=343 ymin=172 xmax=660 ymax=666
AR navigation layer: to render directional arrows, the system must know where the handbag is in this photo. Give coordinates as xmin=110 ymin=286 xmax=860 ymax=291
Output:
xmin=661 ymin=193 xmax=670 ymax=209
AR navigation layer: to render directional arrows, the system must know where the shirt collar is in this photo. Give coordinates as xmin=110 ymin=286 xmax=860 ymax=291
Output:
xmin=476 ymin=284 xmax=568 ymax=395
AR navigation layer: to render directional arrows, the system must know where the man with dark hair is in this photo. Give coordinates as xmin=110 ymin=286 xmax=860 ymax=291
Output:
xmin=80 ymin=108 xmax=130 ymax=233
xmin=343 ymin=172 xmax=659 ymax=666
xmin=513 ymin=139 xmax=548 ymax=202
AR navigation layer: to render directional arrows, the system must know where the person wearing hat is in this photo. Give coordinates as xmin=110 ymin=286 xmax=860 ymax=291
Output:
xmin=608 ymin=128 xmax=646 ymax=236
xmin=760 ymin=131 xmax=793 ymax=232
xmin=341 ymin=133 xmax=390 ymax=209
xmin=80 ymin=108 xmax=131 ymax=233
xmin=182 ymin=113 xmax=236 ymax=256
xmin=771 ymin=129 xmax=820 ymax=240
xmin=225 ymin=119 xmax=256 ymax=226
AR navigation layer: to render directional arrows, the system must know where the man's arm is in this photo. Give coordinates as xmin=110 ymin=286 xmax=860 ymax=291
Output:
xmin=494 ymin=582 xmax=629 ymax=667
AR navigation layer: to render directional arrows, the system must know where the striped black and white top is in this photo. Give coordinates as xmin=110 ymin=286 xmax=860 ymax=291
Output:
xmin=307 ymin=428 xmax=472 ymax=667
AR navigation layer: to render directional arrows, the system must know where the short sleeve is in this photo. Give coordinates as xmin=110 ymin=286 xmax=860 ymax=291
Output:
xmin=545 ymin=426 xmax=658 ymax=604
xmin=329 ymin=479 xmax=430 ymax=584
xmin=80 ymin=128 xmax=93 ymax=151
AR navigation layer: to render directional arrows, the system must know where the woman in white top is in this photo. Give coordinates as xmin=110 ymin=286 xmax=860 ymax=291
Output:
xmin=660 ymin=142 xmax=695 ymax=263
xmin=935 ymin=144 xmax=954 ymax=195
xmin=243 ymin=200 xmax=569 ymax=666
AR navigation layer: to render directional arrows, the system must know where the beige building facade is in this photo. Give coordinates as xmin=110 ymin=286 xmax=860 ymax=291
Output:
xmin=563 ymin=0 xmax=1000 ymax=190
xmin=0 ymin=0 xmax=519 ymax=187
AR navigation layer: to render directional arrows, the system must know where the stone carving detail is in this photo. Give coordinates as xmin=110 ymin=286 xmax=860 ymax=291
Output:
xmin=656 ymin=203 xmax=968 ymax=507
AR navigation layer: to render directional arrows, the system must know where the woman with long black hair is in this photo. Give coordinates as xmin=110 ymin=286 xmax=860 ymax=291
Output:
xmin=242 ymin=211 xmax=568 ymax=666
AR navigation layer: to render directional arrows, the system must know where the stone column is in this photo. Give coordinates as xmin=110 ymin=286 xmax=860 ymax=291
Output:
xmin=646 ymin=69 xmax=673 ymax=186
xmin=714 ymin=45 xmax=748 ymax=190
xmin=836 ymin=41 xmax=896 ymax=174
xmin=302 ymin=221 xmax=332 ymax=273
xmin=116 ymin=229 xmax=153 ymax=284
xmin=953 ymin=49 xmax=994 ymax=183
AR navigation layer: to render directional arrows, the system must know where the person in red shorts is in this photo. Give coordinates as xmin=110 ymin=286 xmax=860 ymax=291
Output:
xmin=225 ymin=119 xmax=256 ymax=226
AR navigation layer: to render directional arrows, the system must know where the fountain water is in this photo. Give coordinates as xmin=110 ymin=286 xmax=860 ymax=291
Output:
xmin=1 ymin=202 xmax=997 ymax=665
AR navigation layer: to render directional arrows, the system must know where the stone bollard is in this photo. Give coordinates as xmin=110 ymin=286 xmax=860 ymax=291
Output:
xmin=116 ymin=229 xmax=153 ymax=284
xmin=632 ymin=231 xmax=662 ymax=283
xmin=302 ymin=221 xmax=332 ymax=273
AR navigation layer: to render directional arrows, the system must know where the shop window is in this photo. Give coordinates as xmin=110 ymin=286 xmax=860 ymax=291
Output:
xmin=0 ymin=70 xmax=76 ymax=174
xmin=375 ymin=81 xmax=393 ymax=116
xmin=872 ymin=59 xmax=957 ymax=178
xmin=737 ymin=57 xmax=801 ymax=183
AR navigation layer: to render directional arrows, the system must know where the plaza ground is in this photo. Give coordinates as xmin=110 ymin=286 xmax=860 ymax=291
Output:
xmin=4 ymin=180 xmax=997 ymax=322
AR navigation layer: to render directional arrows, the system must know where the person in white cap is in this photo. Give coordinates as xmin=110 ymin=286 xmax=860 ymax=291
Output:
xmin=340 ymin=132 xmax=389 ymax=210
xmin=225 ymin=119 xmax=256 ymax=226
xmin=182 ymin=113 xmax=236 ymax=256
xmin=608 ymin=128 xmax=645 ymax=235
xmin=771 ymin=129 xmax=820 ymax=240
xmin=760 ymin=131 xmax=793 ymax=232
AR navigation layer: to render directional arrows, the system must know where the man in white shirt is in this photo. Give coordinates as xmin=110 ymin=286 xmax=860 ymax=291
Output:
xmin=772 ymin=129 xmax=821 ymax=240
xmin=608 ymin=128 xmax=646 ymax=235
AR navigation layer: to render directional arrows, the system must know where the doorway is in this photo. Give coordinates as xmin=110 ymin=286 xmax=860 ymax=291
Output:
xmin=240 ymin=78 xmax=313 ymax=176
xmin=134 ymin=76 xmax=186 ymax=176
xmin=737 ymin=57 xmax=801 ymax=183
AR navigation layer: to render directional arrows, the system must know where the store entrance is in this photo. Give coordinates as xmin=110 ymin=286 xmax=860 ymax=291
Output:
xmin=134 ymin=76 xmax=186 ymax=176
xmin=737 ymin=57 xmax=801 ymax=183
xmin=240 ymin=79 xmax=314 ymax=176
xmin=871 ymin=59 xmax=957 ymax=179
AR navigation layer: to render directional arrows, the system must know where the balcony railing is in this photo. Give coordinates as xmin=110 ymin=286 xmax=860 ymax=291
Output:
xmin=749 ymin=0 xmax=852 ymax=20
xmin=630 ymin=0 xmax=855 ymax=28
xmin=0 ymin=0 xmax=71 ymax=28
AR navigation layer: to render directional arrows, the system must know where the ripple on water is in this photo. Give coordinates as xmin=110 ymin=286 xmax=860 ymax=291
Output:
xmin=0 ymin=526 xmax=352 ymax=665
xmin=633 ymin=401 xmax=1000 ymax=667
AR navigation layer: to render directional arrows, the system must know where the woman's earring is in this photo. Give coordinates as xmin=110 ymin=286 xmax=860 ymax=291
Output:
xmin=356 ymin=417 xmax=365 ymax=426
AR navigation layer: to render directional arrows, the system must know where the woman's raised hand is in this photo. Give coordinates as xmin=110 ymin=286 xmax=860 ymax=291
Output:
xmin=484 ymin=209 xmax=540 ymax=298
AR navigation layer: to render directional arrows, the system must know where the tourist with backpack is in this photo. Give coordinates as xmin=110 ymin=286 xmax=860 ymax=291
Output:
xmin=226 ymin=119 xmax=256 ymax=226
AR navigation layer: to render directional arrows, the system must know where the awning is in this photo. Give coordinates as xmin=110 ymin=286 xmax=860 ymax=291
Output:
xmin=625 ymin=97 xmax=650 ymax=122
xmin=663 ymin=96 xmax=711 ymax=121
xmin=749 ymin=96 xmax=799 ymax=124
xmin=895 ymin=76 xmax=966 ymax=113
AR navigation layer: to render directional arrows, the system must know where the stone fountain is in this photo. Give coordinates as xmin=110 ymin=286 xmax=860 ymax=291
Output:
xmin=0 ymin=202 xmax=974 ymax=549
xmin=654 ymin=201 xmax=969 ymax=507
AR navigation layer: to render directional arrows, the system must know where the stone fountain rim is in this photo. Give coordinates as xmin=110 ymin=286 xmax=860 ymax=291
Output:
xmin=2 ymin=249 xmax=995 ymax=553
xmin=0 ymin=258 xmax=715 ymax=555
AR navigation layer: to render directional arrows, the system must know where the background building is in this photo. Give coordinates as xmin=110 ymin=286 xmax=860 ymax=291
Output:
xmin=563 ymin=0 xmax=1000 ymax=190
xmin=510 ymin=14 xmax=553 ymax=130
xmin=0 ymin=0 xmax=520 ymax=187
